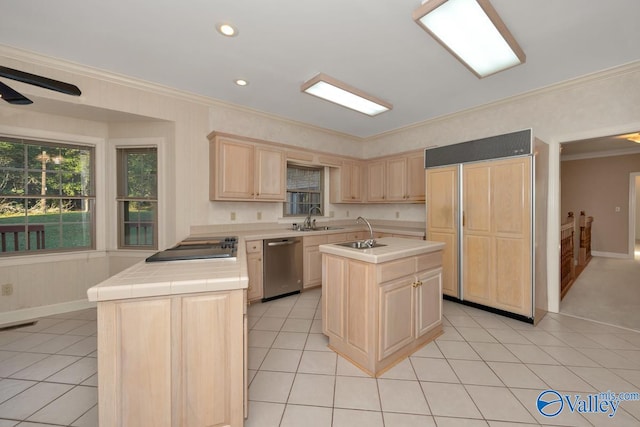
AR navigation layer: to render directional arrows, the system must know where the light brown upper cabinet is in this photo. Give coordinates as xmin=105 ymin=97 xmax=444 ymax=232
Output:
xmin=366 ymin=160 xmax=386 ymax=202
xmin=366 ymin=151 xmax=425 ymax=203
xmin=210 ymin=136 xmax=286 ymax=201
xmin=330 ymin=160 xmax=364 ymax=203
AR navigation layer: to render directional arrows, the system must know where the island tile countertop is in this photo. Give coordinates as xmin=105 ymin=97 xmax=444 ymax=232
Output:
xmin=87 ymin=239 xmax=248 ymax=302
xmin=319 ymin=237 xmax=444 ymax=264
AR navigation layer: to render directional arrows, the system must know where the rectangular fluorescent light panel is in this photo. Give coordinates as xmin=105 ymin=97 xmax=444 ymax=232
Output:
xmin=301 ymin=73 xmax=392 ymax=116
xmin=413 ymin=0 xmax=525 ymax=78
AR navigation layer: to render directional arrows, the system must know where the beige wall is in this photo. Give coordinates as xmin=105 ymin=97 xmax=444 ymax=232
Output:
xmin=1 ymin=44 xmax=640 ymax=320
xmin=561 ymin=154 xmax=640 ymax=255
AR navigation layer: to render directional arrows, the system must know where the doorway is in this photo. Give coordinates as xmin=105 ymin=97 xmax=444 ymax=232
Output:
xmin=632 ymin=174 xmax=640 ymax=260
xmin=559 ymin=132 xmax=640 ymax=330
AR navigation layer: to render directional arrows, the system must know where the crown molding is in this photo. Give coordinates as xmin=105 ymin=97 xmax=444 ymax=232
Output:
xmin=561 ymin=146 xmax=640 ymax=161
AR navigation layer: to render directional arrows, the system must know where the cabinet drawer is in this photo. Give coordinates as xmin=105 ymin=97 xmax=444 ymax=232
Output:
xmin=416 ymin=251 xmax=442 ymax=272
xmin=379 ymin=257 xmax=417 ymax=283
xmin=245 ymin=240 xmax=262 ymax=253
xmin=303 ymin=235 xmax=328 ymax=247
xmin=392 ymin=233 xmax=424 ymax=240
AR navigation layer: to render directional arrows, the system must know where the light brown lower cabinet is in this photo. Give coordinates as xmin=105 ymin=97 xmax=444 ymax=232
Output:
xmin=246 ymin=240 xmax=264 ymax=301
xmin=97 ymin=289 xmax=245 ymax=427
xmin=322 ymin=251 xmax=443 ymax=376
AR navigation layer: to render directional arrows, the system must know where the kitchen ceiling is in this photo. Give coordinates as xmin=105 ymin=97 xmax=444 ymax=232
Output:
xmin=1 ymin=0 xmax=639 ymax=138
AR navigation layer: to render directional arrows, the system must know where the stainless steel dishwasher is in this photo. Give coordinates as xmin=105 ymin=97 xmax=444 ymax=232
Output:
xmin=263 ymin=237 xmax=303 ymax=301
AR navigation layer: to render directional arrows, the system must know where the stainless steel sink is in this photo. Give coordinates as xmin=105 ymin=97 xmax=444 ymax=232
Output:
xmin=337 ymin=241 xmax=387 ymax=249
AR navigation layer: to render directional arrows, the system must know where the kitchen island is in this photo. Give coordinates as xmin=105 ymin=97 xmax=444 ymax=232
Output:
xmin=320 ymin=237 xmax=444 ymax=377
xmin=87 ymin=241 xmax=248 ymax=427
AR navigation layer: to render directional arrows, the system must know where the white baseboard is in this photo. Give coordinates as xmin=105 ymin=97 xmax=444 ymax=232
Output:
xmin=0 ymin=299 xmax=96 ymax=328
xmin=591 ymin=251 xmax=632 ymax=259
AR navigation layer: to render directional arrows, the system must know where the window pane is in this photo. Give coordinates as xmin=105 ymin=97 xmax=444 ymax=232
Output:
xmin=0 ymin=171 xmax=25 ymax=196
xmin=117 ymin=147 xmax=157 ymax=249
xmin=284 ymin=165 xmax=323 ymax=216
xmin=0 ymin=138 xmax=94 ymax=255
xmin=125 ymin=150 xmax=157 ymax=198
xmin=122 ymin=201 xmax=156 ymax=247
xmin=0 ymin=140 xmax=25 ymax=169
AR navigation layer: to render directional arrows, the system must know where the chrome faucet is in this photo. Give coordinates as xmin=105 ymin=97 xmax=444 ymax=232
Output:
xmin=304 ymin=206 xmax=323 ymax=229
xmin=356 ymin=216 xmax=375 ymax=248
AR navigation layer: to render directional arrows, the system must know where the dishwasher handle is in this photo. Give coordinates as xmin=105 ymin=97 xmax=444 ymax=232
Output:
xmin=266 ymin=240 xmax=298 ymax=247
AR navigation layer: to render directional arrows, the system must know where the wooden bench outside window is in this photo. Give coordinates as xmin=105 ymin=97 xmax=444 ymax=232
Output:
xmin=0 ymin=224 xmax=46 ymax=252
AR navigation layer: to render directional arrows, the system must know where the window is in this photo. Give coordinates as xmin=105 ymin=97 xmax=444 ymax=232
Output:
xmin=0 ymin=136 xmax=95 ymax=255
xmin=117 ymin=147 xmax=158 ymax=249
xmin=284 ymin=164 xmax=323 ymax=216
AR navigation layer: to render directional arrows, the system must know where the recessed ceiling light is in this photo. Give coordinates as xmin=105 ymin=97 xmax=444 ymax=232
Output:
xmin=301 ymin=73 xmax=392 ymax=116
xmin=217 ymin=23 xmax=238 ymax=37
xmin=413 ymin=0 xmax=525 ymax=78
xmin=235 ymin=79 xmax=248 ymax=86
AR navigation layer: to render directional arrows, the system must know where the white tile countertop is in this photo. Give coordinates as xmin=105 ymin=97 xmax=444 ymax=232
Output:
xmin=189 ymin=221 xmax=426 ymax=241
xmin=197 ymin=226 xmax=424 ymax=241
xmin=87 ymin=223 xmax=427 ymax=303
xmin=87 ymin=239 xmax=248 ymax=302
xmin=319 ymin=237 xmax=444 ymax=264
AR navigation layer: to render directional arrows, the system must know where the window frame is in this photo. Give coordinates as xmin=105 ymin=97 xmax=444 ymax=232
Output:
xmin=0 ymin=135 xmax=96 ymax=256
xmin=116 ymin=146 xmax=158 ymax=250
xmin=284 ymin=163 xmax=324 ymax=217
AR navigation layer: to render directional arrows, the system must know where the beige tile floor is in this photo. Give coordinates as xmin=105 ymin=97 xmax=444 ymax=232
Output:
xmin=1 ymin=288 xmax=640 ymax=426
xmin=0 ymin=309 xmax=97 ymax=427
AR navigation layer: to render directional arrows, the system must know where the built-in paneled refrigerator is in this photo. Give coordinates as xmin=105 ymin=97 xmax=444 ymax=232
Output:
xmin=425 ymin=129 xmax=548 ymax=324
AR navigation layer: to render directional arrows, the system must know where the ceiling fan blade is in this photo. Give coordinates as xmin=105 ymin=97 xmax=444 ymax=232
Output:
xmin=0 ymin=81 xmax=33 ymax=104
xmin=0 ymin=66 xmax=81 ymax=97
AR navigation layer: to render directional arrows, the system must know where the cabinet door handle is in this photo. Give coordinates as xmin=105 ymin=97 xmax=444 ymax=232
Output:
xmin=412 ymin=282 xmax=419 ymax=288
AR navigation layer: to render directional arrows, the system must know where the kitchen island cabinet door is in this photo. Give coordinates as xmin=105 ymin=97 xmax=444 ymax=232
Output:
xmin=98 ymin=299 xmax=172 ymax=427
xmin=415 ymin=268 xmax=442 ymax=338
xmin=378 ymin=277 xmax=414 ymax=360
xmin=98 ymin=290 xmax=245 ymax=427
xmin=179 ymin=292 xmax=244 ymax=427
xmin=322 ymin=254 xmax=347 ymax=339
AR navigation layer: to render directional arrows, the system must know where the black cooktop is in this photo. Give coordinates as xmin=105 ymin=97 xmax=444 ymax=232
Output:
xmin=145 ymin=236 xmax=238 ymax=262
